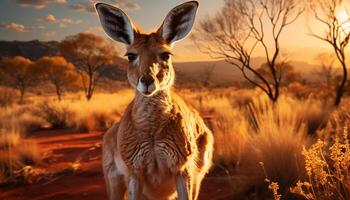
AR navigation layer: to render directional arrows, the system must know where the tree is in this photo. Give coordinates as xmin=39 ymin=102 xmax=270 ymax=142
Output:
xmin=201 ymin=64 xmax=216 ymax=87
xmin=0 ymin=56 xmax=38 ymax=103
xmin=193 ymin=0 xmax=303 ymax=102
xmin=315 ymin=54 xmax=338 ymax=97
xmin=60 ymin=33 xmax=118 ymax=100
xmin=308 ymin=0 xmax=349 ymax=106
xmin=256 ymin=62 xmax=300 ymax=86
xmin=35 ymin=56 xmax=78 ymax=101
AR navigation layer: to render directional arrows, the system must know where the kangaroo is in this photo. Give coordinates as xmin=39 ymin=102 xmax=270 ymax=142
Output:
xmin=95 ymin=1 xmax=214 ymax=199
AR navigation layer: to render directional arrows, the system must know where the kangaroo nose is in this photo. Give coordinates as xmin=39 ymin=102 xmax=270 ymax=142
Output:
xmin=140 ymin=75 xmax=155 ymax=87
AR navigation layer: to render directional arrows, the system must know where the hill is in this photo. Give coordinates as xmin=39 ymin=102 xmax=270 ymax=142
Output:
xmin=174 ymin=58 xmax=320 ymax=86
xmin=0 ymin=40 xmax=321 ymax=86
xmin=0 ymin=40 xmax=60 ymax=60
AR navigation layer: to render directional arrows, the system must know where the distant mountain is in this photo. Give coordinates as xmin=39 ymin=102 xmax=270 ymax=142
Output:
xmin=174 ymin=60 xmax=246 ymax=86
xmin=0 ymin=40 xmax=60 ymax=60
xmin=174 ymin=58 xmax=321 ymax=86
xmin=0 ymin=40 xmax=322 ymax=86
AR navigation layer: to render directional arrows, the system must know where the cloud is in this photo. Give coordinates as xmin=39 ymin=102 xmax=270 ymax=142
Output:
xmin=68 ymin=2 xmax=95 ymax=13
xmin=37 ymin=14 xmax=57 ymax=23
xmin=83 ymin=26 xmax=103 ymax=34
xmin=37 ymin=14 xmax=82 ymax=27
xmin=0 ymin=23 xmax=27 ymax=32
xmin=42 ymin=31 xmax=56 ymax=38
xmin=37 ymin=25 xmax=45 ymax=30
xmin=107 ymin=0 xmax=141 ymax=11
xmin=59 ymin=18 xmax=82 ymax=27
xmin=0 ymin=22 xmax=44 ymax=32
xmin=123 ymin=2 xmax=140 ymax=11
xmin=69 ymin=0 xmax=140 ymax=13
xmin=16 ymin=0 xmax=66 ymax=9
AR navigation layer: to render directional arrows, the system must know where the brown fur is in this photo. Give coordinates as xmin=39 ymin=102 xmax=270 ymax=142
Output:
xmin=98 ymin=2 xmax=213 ymax=199
xmin=103 ymin=34 xmax=214 ymax=200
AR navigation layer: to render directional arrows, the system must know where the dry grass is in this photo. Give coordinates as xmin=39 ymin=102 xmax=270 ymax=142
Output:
xmin=0 ymin=84 xmax=350 ymax=199
xmin=0 ymin=87 xmax=16 ymax=107
xmin=61 ymin=90 xmax=133 ymax=131
xmin=0 ymin=90 xmax=134 ymax=132
xmin=290 ymin=124 xmax=350 ymax=200
xmin=39 ymin=90 xmax=133 ymax=131
xmin=183 ymin=89 xmax=341 ymax=198
xmin=0 ymin=118 xmax=42 ymax=185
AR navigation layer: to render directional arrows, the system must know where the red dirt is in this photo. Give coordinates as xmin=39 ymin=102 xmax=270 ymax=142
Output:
xmin=0 ymin=130 xmax=234 ymax=200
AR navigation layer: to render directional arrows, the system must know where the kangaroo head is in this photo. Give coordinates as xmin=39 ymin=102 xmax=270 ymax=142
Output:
xmin=95 ymin=1 xmax=198 ymax=96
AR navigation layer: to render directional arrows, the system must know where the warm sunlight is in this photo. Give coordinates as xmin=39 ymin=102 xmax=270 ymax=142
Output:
xmin=1 ymin=1 xmax=350 ymax=200
xmin=338 ymin=10 xmax=350 ymax=33
xmin=338 ymin=10 xmax=349 ymax=22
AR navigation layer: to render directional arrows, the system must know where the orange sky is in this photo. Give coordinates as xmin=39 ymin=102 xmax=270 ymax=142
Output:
xmin=173 ymin=12 xmax=345 ymax=64
xmin=0 ymin=0 xmax=349 ymax=65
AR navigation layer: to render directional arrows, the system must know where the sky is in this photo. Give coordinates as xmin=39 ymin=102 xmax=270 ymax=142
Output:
xmin=0 ymin=0 xmax=348 ymax=63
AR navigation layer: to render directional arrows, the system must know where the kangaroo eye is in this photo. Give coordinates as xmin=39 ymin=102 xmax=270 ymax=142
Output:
xmin=125 ymin=53 xmax=138 ymax=63
xmin=159 ymin=52 xmax=172 ymax=61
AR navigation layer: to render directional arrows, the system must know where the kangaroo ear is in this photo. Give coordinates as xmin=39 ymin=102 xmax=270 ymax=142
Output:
xmin=95 ymin=3 xmax=136 ymax=45
xmin=158 ymin=1 xmax=199 ymax=45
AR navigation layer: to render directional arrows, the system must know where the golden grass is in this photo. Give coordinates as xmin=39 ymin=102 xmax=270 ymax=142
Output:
xmin=0 ymin=84 xmax=350 ymax=199
xmin=0 ymin=90 xmax=136 ymax=184
xmin=0 ymin=118 xmax=42 ymax=184
xmin=184 ymin=89 xmax=344 ymax=198
xmin=290 ymin=125 xmax=350 ymax=200
xmin=0 ymin=87 xmax=16 ymax=107
xmin=59 ymin=90 xmax=133 ymax=131
xmin=0 ymin=89 xmax=134 ymax=132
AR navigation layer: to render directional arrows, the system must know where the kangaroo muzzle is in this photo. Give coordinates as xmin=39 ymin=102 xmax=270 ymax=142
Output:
xmin=137 ymin=74 xmax=156 ymax=96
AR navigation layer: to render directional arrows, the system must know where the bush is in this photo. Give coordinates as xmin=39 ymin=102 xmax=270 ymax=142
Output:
xmin=0 ymin=87 xmax=16 ymax=107
xmin=183 ymin=91 xmax=335 ymax=198
xmin=0 ymin=130 xmax=42 ymax=184
xmin=0 ymin=106 xmax=46 ymax=133
xmin=36 ymin=101 xmax=72 ymax=129
xmin=290 ymin=125 xmax=350 ymax=200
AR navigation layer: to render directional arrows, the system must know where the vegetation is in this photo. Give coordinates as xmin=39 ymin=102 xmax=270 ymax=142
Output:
xmin=34 ymin=56 xmax=79 ymax=101
xmin=60 ymin=33 xmax=119 ymax=100
xmin=0 ymin=56 xmax=39 ymax=103
xmin=316 ymin=53 xmax=338 ymax=99
xmin=256 ymin=63 xmax=301 ymax=86
xmin=194 ymin=0 xmax=303 ymax=102
xmin=0 ymin=2 xmax=350 ymax=199
xmin=0 ymin=83 xmax=349 ymax=199
xmin=308 ymin=0 xmax=350 ymax=106
xmin=0 ymin=111 xmax=42 ymax=185
xmin=290 ymin=126 xmax=350 ymax=200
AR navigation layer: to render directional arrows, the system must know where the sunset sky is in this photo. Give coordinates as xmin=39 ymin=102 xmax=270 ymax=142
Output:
xmin=0 ymin=0 xmax=348 ymax=63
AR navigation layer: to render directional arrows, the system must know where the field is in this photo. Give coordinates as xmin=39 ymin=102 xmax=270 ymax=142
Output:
xmin=0 ymin=85 xmax=349 ymax=200
xmin=0 ymin=0 xmax=350 ymax=199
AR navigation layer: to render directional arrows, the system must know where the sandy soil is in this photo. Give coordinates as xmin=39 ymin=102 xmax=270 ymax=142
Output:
xmin=0 ymin=130 xmax=235 ymax=200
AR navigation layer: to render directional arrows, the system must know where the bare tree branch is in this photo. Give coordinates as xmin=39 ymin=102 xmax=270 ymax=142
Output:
xmin=308 ymin=0 xmax=349 ymax=106
xmin=193 ymin=0 xmax=303 ymax=101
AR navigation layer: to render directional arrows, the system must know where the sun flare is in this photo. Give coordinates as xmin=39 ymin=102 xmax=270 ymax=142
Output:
xmin=338 ymin=10 xmax=349 ymax=22
xmin=338 ymin=10 xmax=350 ymax=33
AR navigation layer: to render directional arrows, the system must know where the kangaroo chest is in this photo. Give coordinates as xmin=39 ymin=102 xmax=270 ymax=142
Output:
xmin=120 ymin=117 xmax=192 ymax=175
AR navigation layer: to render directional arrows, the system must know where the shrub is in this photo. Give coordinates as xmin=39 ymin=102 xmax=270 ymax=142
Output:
xmin=0 ymin=106 xmax=45 ymax=133
xmin=28 ymin=91 xmax=133 ymax=132
xmin=36 ymin=101 xmax=72 ymax=129
xmin=0 ymin=87 xmax=16 ymax=107
xmin=0 ymin=110 xmax=42 ymax=184
xmin=290 ymin=126 xmax=350 ymax=200
xmin=0 ymin=131 xmax=42 ymax=184
xmin=196 ymin=94 xmax=314 ymax=197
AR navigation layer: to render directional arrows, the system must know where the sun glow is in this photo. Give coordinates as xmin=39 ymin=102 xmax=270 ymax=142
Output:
xmin=338 ymin=11 xmax=349 ymax=23
xmin=338 ymin=10 xmax=350 ymax=33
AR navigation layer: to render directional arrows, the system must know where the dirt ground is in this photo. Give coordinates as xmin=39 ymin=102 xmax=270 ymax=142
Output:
xmin=0 ymin=130 xmax=235 ymax=200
